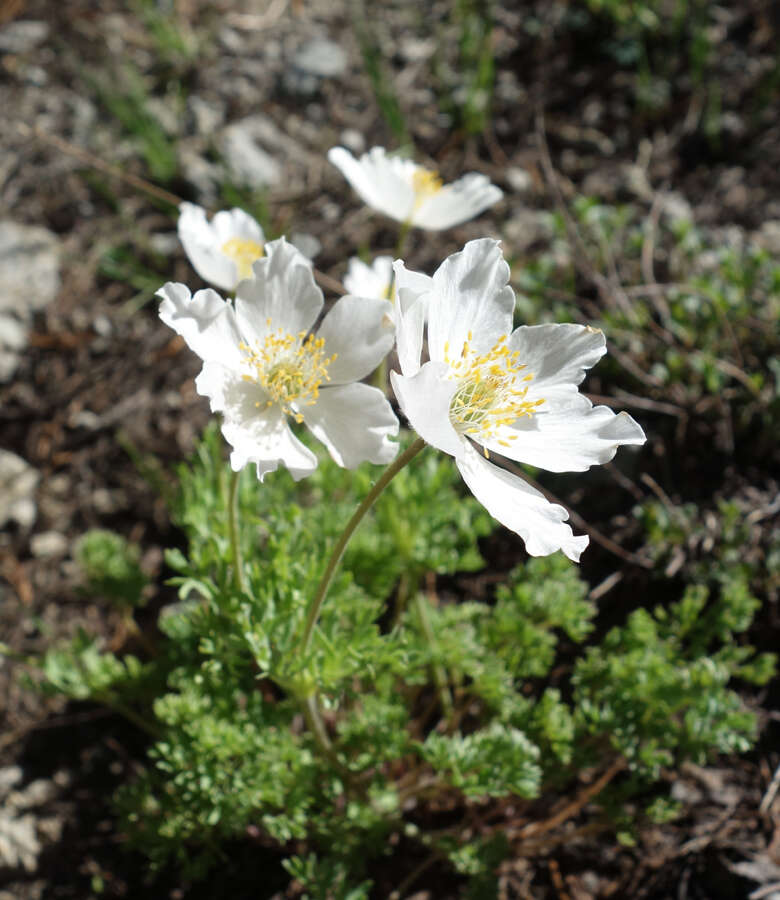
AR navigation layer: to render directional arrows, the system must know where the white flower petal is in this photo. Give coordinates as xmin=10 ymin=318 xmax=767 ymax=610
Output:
xmin=234 ymin=238 xmax=323 ymax=344
xmin=391 ymin=259 xmax=432 ymax=377
xmin=316 ymin=294 xmax=396 ymax=384
xmin=178 ymin=203 xmax=239 ymax=292
xmin=485 ymin=393 xmax=646 ymax=472
xmin=195 ymin=361 xmax=317 ymax=481
xmin=393 ymin=259 xmax=434 ymax=314
xmin=299 ymin=383 xmax=399 ymax=468
xmin=328 ymin=146 xmax=415 ymax=223
xmin=427 ymin=238 xmax=515 ymax=362
xmin=343 ymin=256 xmax=394 ymax=301
xmin=391 ymin=363 xmax=464 ymax=459
xmin=210 ymin=207 xmax=265 ymax=245
xmin=412 ymin=173 xmax=503 ymax=230
xmin=177 ymin=203 xmax=265 ymax=293
xmin=507 ymin=324 xmax=607 ymax=395
xmin=456 ymin=442 xmax=589 ymax=561
xmin=157 ymin=282 xmax=242 ymax=367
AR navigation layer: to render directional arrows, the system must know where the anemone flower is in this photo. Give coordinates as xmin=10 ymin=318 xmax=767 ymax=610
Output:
xmin=328 ymin=146 xmax=503 ymax=231
xmin=177 ymin=202 xmax=266 ymax=293
xmin=159 ymin=238 xmax=399 ymax=480
xmin=343 ymin=255 xmax=433 ymax=331
xmin=390 ymin=239 xmax=646 ymax=561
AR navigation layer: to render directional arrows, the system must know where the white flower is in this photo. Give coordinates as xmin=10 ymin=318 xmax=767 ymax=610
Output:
xmin=328 ymin=146 xmax=503 ymax=231
xmin=343 ymin=255 xmax=433 ymax=333
xmin=343 ymin=255 xmax=394 ymax=301
xmin=178 ymin=202 xmax=266 ymax=293
xmin=390 ymin=239 xmax=646 ymax=562
xmin=159 ymin=238 xmax=399 ymax=481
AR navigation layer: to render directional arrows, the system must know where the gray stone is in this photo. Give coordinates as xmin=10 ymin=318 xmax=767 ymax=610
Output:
xmin=0 ymin=20 xmax=50 ymax=55
xmin=292 ymin=38 xmax=347 ymax=78
xmin=339 ymin=129 xmax=365 ymax=155
xmin=0 ymin=811 xmax=39 ymax=871
xmin=0 ymin=451 xmax=39 ymax=530
xmin=188 ymin=95 xmax=225 ymax=137
xmin=755 ymin=220 xmax=780 ymax=255
xmin=505 ymin=167 xmax=532 ymax=194
xmin=0 ymin=768 xmax=23 ymax=797
xmin=179 ymin=144 xmax=220 ymax=206
xmin=218 ymin=120 xmax=281 ymax=189
xmin=30 ymin=531 xmax=68 ymax=558
xmin=0 ymin=221 xmax=60 ymax=315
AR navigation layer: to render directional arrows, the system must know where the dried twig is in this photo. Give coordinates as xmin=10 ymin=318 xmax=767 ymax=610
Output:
xmin=518 ymin=757 xmax=627 ymax=840
xmin=508 ymin=465 xmax=651 ymax=567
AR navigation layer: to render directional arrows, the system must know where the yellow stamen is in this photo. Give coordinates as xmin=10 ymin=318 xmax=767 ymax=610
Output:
xmin=239 ymin=328 xmax=336 ymax=422
xmin=221 ymin=237 xmax=264 ymax=280
xmin=445 ymin=335 xmax=544 ymax=446
xmin=411 ymin=167 xmax=443 ymax=207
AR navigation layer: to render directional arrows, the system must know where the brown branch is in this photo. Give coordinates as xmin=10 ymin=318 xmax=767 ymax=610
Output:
xmin=517 ymin=757 xmax=627 ymax=840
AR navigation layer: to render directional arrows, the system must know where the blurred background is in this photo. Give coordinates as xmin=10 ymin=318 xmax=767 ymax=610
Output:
xmin=0 ymin=0 xmax=778 ymax=897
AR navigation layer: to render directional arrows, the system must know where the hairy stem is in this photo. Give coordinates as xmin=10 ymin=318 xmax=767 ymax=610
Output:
xmin=413 ymin=592 xmax=454 ymax=725
xmin=228 ymin=469 xmax=248 ymax=594
xmin=300 ymin=437 xmax=427 ymax=655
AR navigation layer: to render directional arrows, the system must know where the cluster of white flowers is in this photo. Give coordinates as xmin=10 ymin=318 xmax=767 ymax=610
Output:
xmin=159 ymin=146 xmax=645 ymax=561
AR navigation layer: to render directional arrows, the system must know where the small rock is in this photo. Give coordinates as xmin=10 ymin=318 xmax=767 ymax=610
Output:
xmin=0 ymin=315 xmax=27 ymax=348
xmin=399 ymin=37 xmax=436 ymax=63
xmin=93 ymin=314 xmax=112 ymax=338
xmin=755 ymin=220 xmax=780 ymax=255
xmin=0 ymin=811 xmax=39 ymax=871
xmin=505 ymin=167 xmax=532 ymax=194
xmin=219 ymin=120 xmax=281 ymax=189
xmin=179 ymin=144 xmax=221 ymax=205
xmin=0 ymin=767 xmax=23 ymax=796
xmin=0 ymin=221 xmax=60 ymax=315
xmin=148 ymin=232 xmax=179 ymax=256
xmin=145 ymin=97 xmax=179 ymax=137
xmin=30 ymin=531 xmax=68 ymax=558
xmin=662 ymin=192 xmax=693 ymax=223
xmin=0 ymin=451 xmax=39 ymax=530
xmin=339 ymin=128 xmax=365 ymax=154
xmin=189 ymin=95 xmax=225 ymax=137
xmin=0 ymin=20 xmax=50 ymax=54
xmin=292 ymin=38 xmax=348 ymax=78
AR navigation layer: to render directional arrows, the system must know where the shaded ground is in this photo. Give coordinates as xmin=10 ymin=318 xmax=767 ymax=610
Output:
xmin=0 ymin=0 xmax=779 ymax=897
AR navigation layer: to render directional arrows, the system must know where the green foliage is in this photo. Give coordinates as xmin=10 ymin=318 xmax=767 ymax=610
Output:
xmin=99 ymin=242 xmax=173 ymax=312
xmin=421 ymin=724 xmax=541 ymax=798
xmin=575 ymin=0 xmax=720 ymax=118
xmin=91 ymin=63 xmax=180 ymax=183
xmin=75 ymin=529 xmax=148 ymax=610
xmin=443 ymin=0 xmax=496 ymax=136
xmin=514 ymin=196 xmax=780 ymax=449
xmin=350 ymin=0 xmax=411 ymax=147
xmin=38 ymin=425 xmax=772 ymax=893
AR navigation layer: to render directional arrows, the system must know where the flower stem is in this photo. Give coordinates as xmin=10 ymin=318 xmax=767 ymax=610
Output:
xmin=228 ymin=469 xmax=247 ymax=594
xmin=300 ymin=437 xmax=427 ymax=655
xmin=413 ymin=592 xmax=454 ymax=725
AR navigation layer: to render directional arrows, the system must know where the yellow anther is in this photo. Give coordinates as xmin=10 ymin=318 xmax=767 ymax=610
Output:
xmin=411 ymin=167 xmax=443 ymax=203
xmin=221 ymin=237 xmax=264 ymax=280
xmin=447 ymin=334 xmax=544 ymax=445
xmin=240 ymin=327 xmax=335 ymax=421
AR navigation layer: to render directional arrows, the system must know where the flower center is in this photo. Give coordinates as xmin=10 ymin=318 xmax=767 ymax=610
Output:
xmin=240 ymin=324 xmax=336 ymax=422
xmin=411 ymin=167 xmax=443 ymax=206
xmin=445 ymin=333 xmax=544 ymax=452
xmin=221 ymin=237 xmax=264 ymax=280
